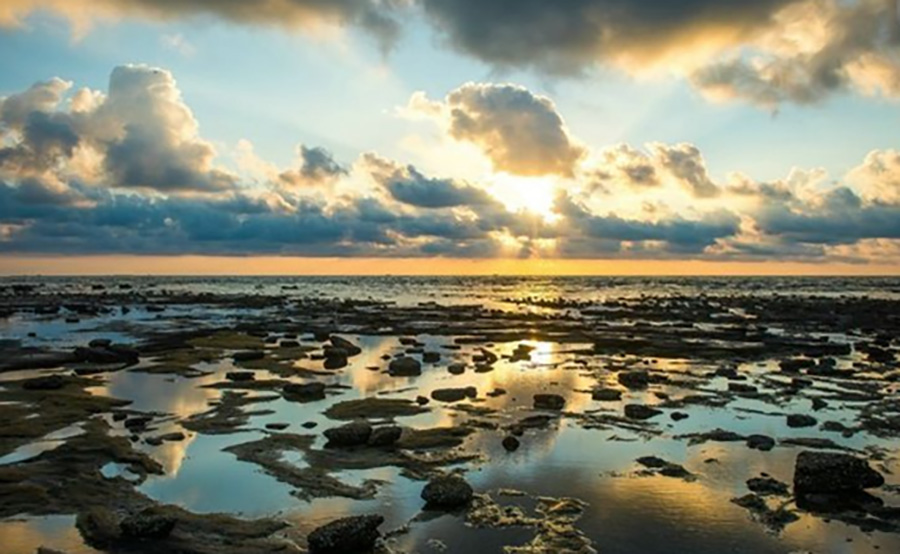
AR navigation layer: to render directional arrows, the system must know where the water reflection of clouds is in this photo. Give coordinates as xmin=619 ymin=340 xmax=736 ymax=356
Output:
xmin=0 ymin=515 xmax=100 ymax=554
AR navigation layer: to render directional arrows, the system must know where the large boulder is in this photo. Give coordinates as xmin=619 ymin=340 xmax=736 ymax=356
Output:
xmin=388 ymin=357 xmax=421 ymax=377
xmin=330 ymin=336 xmax=362 ymax=356
xmin=624 ymin=404 xmax=662 ymax=420
xmin=324 ymin=420 xmax=372 ymax=447
xmin=421 ymin=475 xmax=474 ymax=509
xmin=617 ymin=371 xmax=650 ymax=390
xmin=368 ymin=425 xmax=403 ymax=447
xmin=793 ymin=451 xmax=884 ymax=494
xmin=307 ymin=514 xmax=384 ymax=553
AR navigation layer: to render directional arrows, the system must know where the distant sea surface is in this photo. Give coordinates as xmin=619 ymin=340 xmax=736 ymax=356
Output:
xmin=3 ymin=275 xmax=900 ymax=305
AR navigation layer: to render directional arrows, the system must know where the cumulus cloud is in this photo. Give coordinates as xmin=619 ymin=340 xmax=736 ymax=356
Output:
xmin=3 ymin=64 xmax=900 ymax=263
xmin=364 ymin=153 xmax=493 ymax=208
xmin=0 ymin=64 xmax=238 ymax=194
xmin=691 ymin=0 xmax=900 ymax=107
xmin=847 ymin=149 xmax=900 ymax=204
xmin=277 ymin=145 xmax=348 ymax=188
xmin=0 ymin=0 xmax=402 ymax=50
xmin=407 ymin=83 xmax=584 ymax=177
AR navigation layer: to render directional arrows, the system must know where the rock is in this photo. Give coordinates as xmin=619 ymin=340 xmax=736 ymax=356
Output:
xmin=780 ymin=358 xmax=816 ymax=373
xmin=421 ymin=475 xmax=474 ymax=509
xmin=431 ymin=387 xmax=477 ymax=403
xmin=415 ymin=395 xmax=430 ymax=405
xmin=636 ymin=456 xmax=694 ymax=480
xmin=533 ymin=394 xmax=565 ymax=410
xmin=728 ymin=383 xmax=758 ymax=394
xmin=747 ymin=476 xmax=789 ymax=496
xmin=225 ymin=371 xmax=255 ymax=382
xmin=88 ymin=338 xmax=112 ymax=348
xmin=618 ymin=371 xmax=650 ymax=389
xmin=283 ymin=382 xmax=326 ymax=402
xmin=746 ymin=434 xmax=776 ymax=451
xmin=37 ymin=547 xmax=69 ymax=554
xmin=787 ymin=414 xmax=817 ymax=428
xmin=368 ymin=426 xmax=403 ymax=447
xmin=232 ymin=350 xmax=264 ymax=362
xmin=266 ymin=423 xmax=290 ymax=430
xmin=447 ymin=363 xmax=466 ymax=375
xmin=22 ymin=375 xmax=67 ymax=391
xmin=670 ymin=412 xmax=689 ymax=421
xmin=280 ymin=340 xmax=300 ymax=348
xmin=793 ymin=451 xmax=884 ymax=494
xmin=119 ymin=509 xmax=177 ymax=540
xmin=811 ymin=397 xmax=828 ymax=411
xmin=388 ymin=356 xmax=421 ymax=376
xmin=592 ymin=388 xmax=622 ymax=402
xmin=624 ymin=404 xmax=662 ymax=420
xmin=324 ymin=420 xmax=372 ymax=447
xmin=330 ymin=336 xmax=362 ymax=356
xmin=423 ymin=351 xmax=441 ymax=363
xmin=487 ymin=388 xmax=507 ymax=398
xmin=307 ymin=514 xmax=384 ymax=554
xmin=76 ymin=507 xmax=120 ymax=548
xmin=502 ymin=436 xmax=520 ymax=452
xmin=322 ymin=346 xmax=349 ymax=369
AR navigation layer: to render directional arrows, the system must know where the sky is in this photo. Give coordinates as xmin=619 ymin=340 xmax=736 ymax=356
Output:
xmin=0 ymin=0 xmax=899 ymax=275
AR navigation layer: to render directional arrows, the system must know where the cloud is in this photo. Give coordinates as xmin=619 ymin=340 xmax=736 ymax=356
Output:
xmin=691 ymin=0 xmax=900 ymax=107
xmin=648 ymin=143 xmax=720 ymax=198
xmin=420 ymin=0 xmax=798 ymax=75
xmin=408 ymin=83 xmax=584 ymax=177
xmin=0 ymin=64 xmax=238 ymax=194
xmin=364 ymin=153 xmax=494 ymax=208
xmin=847 ymin=149 xmax=900 ymax=204
xmin=276 ymin=145 xmax=348 ymax=188
xmin=0 ymin=0 xmax=401 ymax=50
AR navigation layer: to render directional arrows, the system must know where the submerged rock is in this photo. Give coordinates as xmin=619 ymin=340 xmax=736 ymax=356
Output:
xmin=591 ymin=388 xmax=622 ymax=402
xmin=422 ymin=475 xmax=474 ymax=509
xmin=232 ymin=350 xmax=264 ymax=362
xmin=533 ymin=394 xmax=565 ymax=411
xmin=307 ymin=514 xmax=384 ymax=554
xmin=324 ymin=420 xmax=372 ymax=447
xmin=793 ymin=451 xmax=884 ymax=494
xmin=388 ymin=356 xmax=421 ymax=376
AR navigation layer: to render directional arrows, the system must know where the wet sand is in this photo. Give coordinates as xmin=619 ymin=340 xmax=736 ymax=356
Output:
xmin=0 ymin=277 xmax=898 ymax=553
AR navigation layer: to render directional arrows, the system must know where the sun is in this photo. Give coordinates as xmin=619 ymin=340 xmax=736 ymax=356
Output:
xmin=489 ymin=173 xmax=559 ymax=221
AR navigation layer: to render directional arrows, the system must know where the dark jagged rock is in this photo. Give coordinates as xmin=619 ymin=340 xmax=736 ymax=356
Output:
xmin=747 ymin=476 xmax=789 ymax=496
xmin=787 ymin=414 xmax=817 ymax=428
xmin=388 ymin=356 xmax=421 ymax=376
xmin=232 ymin=350 xmax=264 ymax=362
xmin=324 ymin=420 xmax=372 ymax=447
xmin=431 ymin=387 xmax=477 ymax=403
xmin=307 ymin=514 xmax=384 ymax=554
xmin=624 ymin=404 xmax=662 ymax=420
xmin=283 ymin=382 xmax=326 ymax=402
xmin=746 ymin=434 xmax=776 ymax=451
xmin=533 ymin=394 xmax=565 ymax=410
xmin=793 ymin=451 xmax=884 ymax=494
xmin=421 ymin=475 xmax=474 ymax=509
xmin=368 ymin=426 xmax=403 ymax=447
xmin=618 ymin=371 xmax=651 ymax=389
xmin=502 ymin=436 xmax=520 ymax=452
xmin=119 ymin=508 xmax=177 ymax=540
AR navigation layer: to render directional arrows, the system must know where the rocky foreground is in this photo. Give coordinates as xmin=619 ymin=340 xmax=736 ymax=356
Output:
xmin=0 ymin=283 xmax=898 ymax=553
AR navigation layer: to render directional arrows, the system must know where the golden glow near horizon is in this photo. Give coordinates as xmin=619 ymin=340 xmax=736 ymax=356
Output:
xmin=0 ymin=256 xmax=898 ymax=276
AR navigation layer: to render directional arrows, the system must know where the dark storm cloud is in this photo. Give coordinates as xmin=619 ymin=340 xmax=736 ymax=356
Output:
xmin=754 ymin=187 xmax=900 ymax=244
xmin=420 ymin=0 xmax=798 ymax=74
xmin=369 ymin=160 xmax=494 ymax=208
